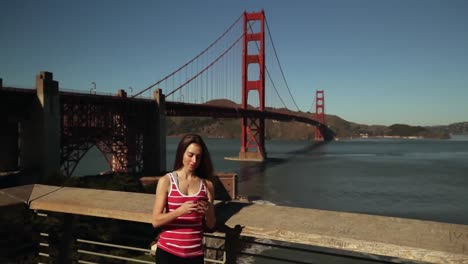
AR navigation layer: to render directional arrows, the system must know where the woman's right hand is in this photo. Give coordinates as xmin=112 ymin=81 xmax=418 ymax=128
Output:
xmin=176 ymin=201 xmax=198 ymax=215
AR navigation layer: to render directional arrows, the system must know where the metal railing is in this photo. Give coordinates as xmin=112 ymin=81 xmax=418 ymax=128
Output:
xmin=34 ymin=210 xmax=228 ymax=264
xmin=32 ymin=210 xmax=406 ymax=264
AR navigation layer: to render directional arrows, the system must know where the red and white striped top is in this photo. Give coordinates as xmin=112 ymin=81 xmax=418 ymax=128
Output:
xmin=157 ymin=172 xmax=207 ymax=258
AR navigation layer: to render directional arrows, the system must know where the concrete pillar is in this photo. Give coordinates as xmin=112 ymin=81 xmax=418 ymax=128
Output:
xmin=155 ymin=89 xmax=166 ymax=173
xmin=117 ymin=89 xmax=127 ymax=98
xmin=142 ymin=89 xmax=166 ymax=175
xmin=20 ymin=72 xmax=60 ymax=182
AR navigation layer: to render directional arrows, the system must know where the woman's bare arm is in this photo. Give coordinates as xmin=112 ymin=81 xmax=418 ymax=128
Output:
xmin=203 ymin=179 xmax=216 ymax=229
xmin=151 ymin=175 xmax=197 ymax=228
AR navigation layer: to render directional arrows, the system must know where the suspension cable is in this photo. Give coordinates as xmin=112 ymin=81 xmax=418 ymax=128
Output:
xmin=265 ymin=16 xmax=300 ymax=111
xmin=167 ymin=33 xmax=244 ymax=97
xmin=132 ymin=13 xmax=243 ymax=98
xmin=309 ymin=93 xmax=316 ymax=113
xmin=266 ymin=67 xmax=288 ymax=109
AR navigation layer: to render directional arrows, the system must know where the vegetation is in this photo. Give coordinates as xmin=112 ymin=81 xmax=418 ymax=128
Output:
xmin=426 ymin=122 xmax=468 ymax=135
xmin=387 ymin=124 xmax=427 ymax=137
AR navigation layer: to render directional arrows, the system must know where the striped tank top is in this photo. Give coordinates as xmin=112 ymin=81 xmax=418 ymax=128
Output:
xmin=157 ymin=172 xmax=207 ymax=258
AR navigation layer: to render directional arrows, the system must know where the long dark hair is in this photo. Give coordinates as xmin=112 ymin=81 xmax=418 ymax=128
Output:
xmin=173 ymin=134 xmax=214 ymax=179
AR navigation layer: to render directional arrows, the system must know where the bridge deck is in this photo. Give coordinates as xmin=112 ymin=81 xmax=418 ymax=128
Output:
xmin=1 ymin=184 xmax=467 ymax=263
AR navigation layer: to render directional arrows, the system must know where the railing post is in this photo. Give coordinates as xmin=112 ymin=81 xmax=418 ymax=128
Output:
xmin=224 ymin=225 xmax=242 ymax=264
xmin=57 ymin=214 xmax=76 ymax=263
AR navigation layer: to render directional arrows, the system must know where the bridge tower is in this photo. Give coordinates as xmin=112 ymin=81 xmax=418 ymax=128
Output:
xmin=315 ymin=90 xmax=326 ymax=141
xmin=239 ymin=10 xmax=266 ymax=161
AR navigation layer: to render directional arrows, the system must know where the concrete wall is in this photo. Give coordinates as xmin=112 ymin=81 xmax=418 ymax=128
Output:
xmin=0 ymin=78 xmax=19 ymax=172
xmin=0 ymin=121 xmax=19 ymax=172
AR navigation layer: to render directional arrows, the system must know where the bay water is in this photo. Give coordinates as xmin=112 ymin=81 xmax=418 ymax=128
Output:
xmin=76 ymin=136 xmax=468 ymax=225
xmin=74 ymin=136 xmax=468 ymax=262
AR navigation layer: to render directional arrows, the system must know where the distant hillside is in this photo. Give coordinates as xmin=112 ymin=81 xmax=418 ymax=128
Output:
xmin=168 ymin=100 xmax=324 ymax=140
xmin=425 ymin=122 xmax=468 ymax=135
xmin=204 ymin=99 xmax=240 ymax=108
xmin=166 ymin=100 xmax=462 ymax=140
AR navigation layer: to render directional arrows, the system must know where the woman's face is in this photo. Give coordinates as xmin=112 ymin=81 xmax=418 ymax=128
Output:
xmin=182 ymin=143 xmax=203 ymax=172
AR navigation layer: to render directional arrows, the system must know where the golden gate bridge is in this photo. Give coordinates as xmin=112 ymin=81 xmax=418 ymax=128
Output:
xmin=0 ymin=11 xmax=335 ymax=178
xmin=131 ymin=10 xmax=334 ymax=158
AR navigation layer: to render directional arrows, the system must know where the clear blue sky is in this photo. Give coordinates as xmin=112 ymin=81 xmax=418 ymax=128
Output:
xmin=1 ymin=0 xmax=467 ymax=126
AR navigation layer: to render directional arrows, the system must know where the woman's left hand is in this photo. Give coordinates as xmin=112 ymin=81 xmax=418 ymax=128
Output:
xmin=196 ymin=199 xmax=212 ymax=214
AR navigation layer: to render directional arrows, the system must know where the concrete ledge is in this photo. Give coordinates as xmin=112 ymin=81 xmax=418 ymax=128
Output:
xmin=219 ymin=202 xmax=468 ymax=263
xmin=224 ymin=156 xmax=263 ymax=162
xmin=27 ymin=185 xmax=154 ymax=223
xmin=2 ymin=184 xmax=467 ymax=263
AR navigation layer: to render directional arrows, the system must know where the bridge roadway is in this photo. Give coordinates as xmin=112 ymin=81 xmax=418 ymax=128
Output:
xmin=1 ymin=87 xmax=334 ymax=141
xmin=2 ymin=184 xmax=467 ymax=263
xmin=166 ymin=101 xmax=335 ymax=141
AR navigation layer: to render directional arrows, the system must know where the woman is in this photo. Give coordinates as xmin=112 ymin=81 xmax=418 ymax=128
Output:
xmin=152 ymin=134 xmax=216 ymax=264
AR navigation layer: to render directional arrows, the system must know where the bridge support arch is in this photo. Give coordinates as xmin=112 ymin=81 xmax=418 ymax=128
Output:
xmin=239 ymin=10 xmax=266 ymax=161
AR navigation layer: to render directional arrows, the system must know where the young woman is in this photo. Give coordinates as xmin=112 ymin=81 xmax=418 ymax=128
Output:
xmin=152 ymin=134 xmax=216 ymax=264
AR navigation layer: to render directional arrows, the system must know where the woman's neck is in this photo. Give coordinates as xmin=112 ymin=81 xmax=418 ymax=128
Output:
xmin=177 ymin=168 xmax=195 ymax=179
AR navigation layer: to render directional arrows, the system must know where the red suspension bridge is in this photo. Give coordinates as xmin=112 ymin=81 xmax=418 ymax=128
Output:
xmin=0 ymin=10 xmax=335 ymax=178
xmin=132 ymin=10 xmax=335 ymax=159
